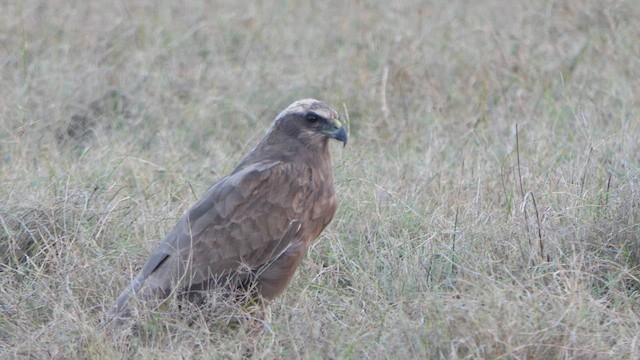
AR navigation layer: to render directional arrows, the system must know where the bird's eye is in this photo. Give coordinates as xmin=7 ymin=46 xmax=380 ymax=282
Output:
xmin=305 ymin=112 xmax=321 ymax=123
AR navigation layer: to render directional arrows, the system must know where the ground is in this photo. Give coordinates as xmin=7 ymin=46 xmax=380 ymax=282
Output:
xmin=1 ymin=0 xmax=639 ymax=358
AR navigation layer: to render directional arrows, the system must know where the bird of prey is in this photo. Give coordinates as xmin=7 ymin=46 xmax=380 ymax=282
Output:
xmin=108 ymin=99 xmax=347 ymax=321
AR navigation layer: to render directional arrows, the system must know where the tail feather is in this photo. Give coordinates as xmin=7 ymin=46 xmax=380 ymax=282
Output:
xmin=103 ymin=272 xmax=147 ymax=326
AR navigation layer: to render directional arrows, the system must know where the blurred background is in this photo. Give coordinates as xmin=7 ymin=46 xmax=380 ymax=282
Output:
xmin=1 ymin=1 xmax=638 ymax=358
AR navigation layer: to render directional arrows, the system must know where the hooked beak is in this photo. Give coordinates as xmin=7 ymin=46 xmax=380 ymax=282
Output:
xmin=322 ymin=119 xmax=348 ymax=147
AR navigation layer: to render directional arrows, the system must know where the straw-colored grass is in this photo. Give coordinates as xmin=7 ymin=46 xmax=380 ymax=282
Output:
xmin=1 ymin=0 xmax=639 ymax=358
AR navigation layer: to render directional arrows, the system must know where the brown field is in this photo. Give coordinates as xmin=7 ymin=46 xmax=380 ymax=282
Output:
xmin=1 ymin=0 xmax=639 ymax=358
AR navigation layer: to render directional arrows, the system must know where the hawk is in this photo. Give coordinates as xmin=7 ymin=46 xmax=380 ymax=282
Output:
xmin=108 ymin=99 xmax=347 ymax=320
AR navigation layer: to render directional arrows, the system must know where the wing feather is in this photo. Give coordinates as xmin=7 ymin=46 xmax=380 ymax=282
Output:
xmin=110 ymin=160 xmax=310 ymax=317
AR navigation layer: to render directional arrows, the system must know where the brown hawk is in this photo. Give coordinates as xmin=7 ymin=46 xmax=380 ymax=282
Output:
xmin=108 ymin=99 xmax=347 ymax=320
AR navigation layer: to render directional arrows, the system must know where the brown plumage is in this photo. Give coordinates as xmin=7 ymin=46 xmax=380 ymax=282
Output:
xmin=108 ymin=99 xmax=347 ymax=321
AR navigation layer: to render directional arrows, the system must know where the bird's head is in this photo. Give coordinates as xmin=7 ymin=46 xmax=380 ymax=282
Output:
xmin=273 ymin=99 xmax=348 ymax=148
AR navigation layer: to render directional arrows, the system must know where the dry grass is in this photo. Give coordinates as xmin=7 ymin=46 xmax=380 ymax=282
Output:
xmin=1 ymin=0 xmax=639 ymax=358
